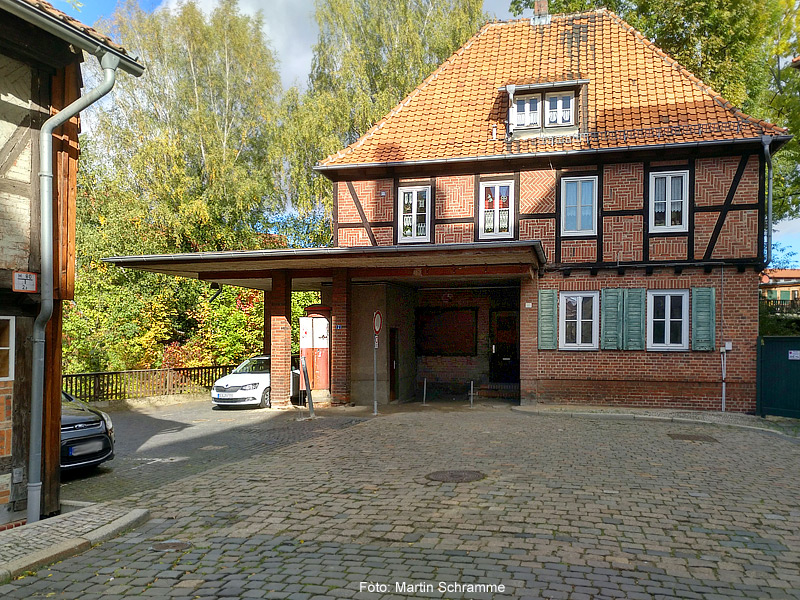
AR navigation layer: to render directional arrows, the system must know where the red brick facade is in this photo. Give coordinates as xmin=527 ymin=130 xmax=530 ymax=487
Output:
xmin=269 ymin=271 xmax=292 ymax=408
xmin=328 ymin=152 xmax=764 ymax=411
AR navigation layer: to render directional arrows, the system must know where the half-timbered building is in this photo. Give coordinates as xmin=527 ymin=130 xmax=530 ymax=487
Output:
xmin=0 ymin=0 xmax=142 ymax=525
xmin=108 ymin=6 xmax=789 ymax=414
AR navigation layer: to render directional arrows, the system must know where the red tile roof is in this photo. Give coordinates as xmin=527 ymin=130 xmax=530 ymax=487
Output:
xmin=14 ymin=0 xmax=134 ymax=58
xmin=320 ymin=10 xmax=785 ymax=169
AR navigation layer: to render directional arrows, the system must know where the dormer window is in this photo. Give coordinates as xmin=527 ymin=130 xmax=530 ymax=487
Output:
xmin=515 ymin=95 xmax=541 ymax=128
xmin=504 ymin=82 xmax=584 ymax=137
xmin=545 ymin=92 xmax=574 ymax=126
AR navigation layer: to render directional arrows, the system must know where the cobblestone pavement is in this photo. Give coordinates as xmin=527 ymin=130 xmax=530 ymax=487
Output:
xmin=62 ymin=401 xmax=365 ymax=502
xmin=3 ymin=407 xmax=800 ymax=599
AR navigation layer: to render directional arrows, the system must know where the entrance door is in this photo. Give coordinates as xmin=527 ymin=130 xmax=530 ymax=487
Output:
xmin=490 ymin=311 xmax=519 ymax=383
xmin=389 ymin=328 xmax=399 ymax=402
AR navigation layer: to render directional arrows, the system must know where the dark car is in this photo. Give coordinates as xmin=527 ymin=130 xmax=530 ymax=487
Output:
xmin=61 ymin=391 xmax=114 ymax=470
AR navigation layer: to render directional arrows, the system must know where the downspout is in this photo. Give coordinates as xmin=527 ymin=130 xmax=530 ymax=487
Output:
xmin=28 ymin=52 xmax=120 ymax=524
xmin=762 ymin=135 xmax=774 ymax=267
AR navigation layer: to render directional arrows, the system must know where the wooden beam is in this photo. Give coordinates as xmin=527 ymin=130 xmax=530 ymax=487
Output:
xmin=346 ymin=181 xmax=377 ymax=246
xmin=348 ymin=265 xmax=531 ymax=279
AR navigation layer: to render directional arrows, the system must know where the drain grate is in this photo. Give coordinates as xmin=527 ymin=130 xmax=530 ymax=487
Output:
xmin=668 ymin=433 xmax=719 ymax=443
xmin=151 ymin=540 xmax=192 ymax=551
xmin=426 ymin=470 xmax=485 ymax=483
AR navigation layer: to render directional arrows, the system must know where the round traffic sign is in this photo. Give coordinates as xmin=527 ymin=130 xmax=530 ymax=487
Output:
xmin=373 ymin=310 xmax=383 ymax=335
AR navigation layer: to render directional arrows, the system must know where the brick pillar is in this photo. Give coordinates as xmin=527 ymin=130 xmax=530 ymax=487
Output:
xmin=331 ymin=269 xmax=351 ymax=404
xmin=520 ymin=275 xmax=539 ymax=405
xmin=263 ymin=290 xmax=271 ymax=356
xmin=270 ymin=272 xmax=292 ymax=408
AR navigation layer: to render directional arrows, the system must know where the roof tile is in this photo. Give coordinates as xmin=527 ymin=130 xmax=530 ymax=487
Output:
xmin=321 ymin=10 xmax=785 ymax=168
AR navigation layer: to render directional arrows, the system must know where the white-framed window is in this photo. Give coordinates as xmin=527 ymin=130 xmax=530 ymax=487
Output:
xmin=0 ymin=316 xmax=14 ymax=381
xmin=398 ymin=185 xmax=431 ymax=243
xmin=545 ymin=91 xmax=574 ymax=127
xmin=561 ymin=176 xmax=597 ymax=236
xmin=650 ymin=171 xmax=689 ymax=232
xmin=559 ymin=292 xmax=599 ymax=350
xmin=479 ymin=181 xmax=514 ymax=239
xmin=647 ymin=290 xmax=689 ymax=351
xmin=514 ymin=94 xmax=541 ymax=128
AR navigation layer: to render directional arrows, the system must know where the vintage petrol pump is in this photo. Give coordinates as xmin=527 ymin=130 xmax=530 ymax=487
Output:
xmin=299 ymin=305 xmax=330 ymax=394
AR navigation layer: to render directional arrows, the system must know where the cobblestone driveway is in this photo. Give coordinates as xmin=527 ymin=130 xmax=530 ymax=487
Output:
xmin=3 ymin=407 xmax=799 ymax=599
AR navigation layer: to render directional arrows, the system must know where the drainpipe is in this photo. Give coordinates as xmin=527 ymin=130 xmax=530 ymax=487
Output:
xmin=28 ymin=52 xmax=120 ymax=524
xmin=762 ymin=135 xmax=774 ymax=267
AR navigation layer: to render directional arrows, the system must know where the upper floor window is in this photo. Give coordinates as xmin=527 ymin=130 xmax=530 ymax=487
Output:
xmin=647 ymin=290 xmax=689 ymax=350
xmin=514 ymin=95 xmax=541 ymax=128
xmin=561 ymin=176 xmax=597 ymax=236
xmin=650 ymin=171 xmax=688 ymax=232
xmin=0 ymin=316 xmax=14 ymax=381
xmin=479 ymin=181 xmax=514 ymax=239
xmin=545 ymin=92 xmax=574 ymax=127
xmin=398 ymin=186 xmax=431 ymax=243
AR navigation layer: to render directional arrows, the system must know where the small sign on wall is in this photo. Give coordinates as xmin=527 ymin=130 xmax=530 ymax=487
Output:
xmin=12 ymin=271 xmax=37 ymax=293
xmin=789 ymin=350 xmax=800 ymax=361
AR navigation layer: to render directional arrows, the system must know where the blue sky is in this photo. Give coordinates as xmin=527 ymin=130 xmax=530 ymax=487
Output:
xmin=53 ymin=0 xmax=800 ymax=262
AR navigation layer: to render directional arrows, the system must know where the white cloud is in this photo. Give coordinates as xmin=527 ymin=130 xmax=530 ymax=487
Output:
xmin=158 ymin=0 xmax=317 ymax=89
xmin=154 ymin=0 xmax=516 ymax=90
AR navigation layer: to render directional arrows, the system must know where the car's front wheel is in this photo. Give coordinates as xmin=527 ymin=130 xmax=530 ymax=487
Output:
xmin=260 ymin=387 xmax=271 ymax=409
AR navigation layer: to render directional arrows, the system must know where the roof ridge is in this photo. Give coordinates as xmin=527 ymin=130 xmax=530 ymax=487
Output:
xmin=319 ymin=20 xmax=500 ymax=166
xmin=601 ymin=9 xmax=785 ymax=135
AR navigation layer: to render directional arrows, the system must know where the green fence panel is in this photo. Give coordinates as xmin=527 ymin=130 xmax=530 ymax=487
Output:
xmin=757 ymin=336 xmax=800 ymax=418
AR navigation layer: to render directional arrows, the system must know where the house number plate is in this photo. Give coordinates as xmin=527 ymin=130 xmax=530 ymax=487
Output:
xmin=789 ymin=351 xmax=800 ymax=361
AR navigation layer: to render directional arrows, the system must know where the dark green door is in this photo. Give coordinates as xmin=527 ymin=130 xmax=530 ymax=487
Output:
xmin=757 ymin=337 xmax=800 ymax=418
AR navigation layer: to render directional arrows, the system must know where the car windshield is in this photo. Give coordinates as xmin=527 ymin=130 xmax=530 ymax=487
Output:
xmin=232 ymin=358 xmax=270 ymax=374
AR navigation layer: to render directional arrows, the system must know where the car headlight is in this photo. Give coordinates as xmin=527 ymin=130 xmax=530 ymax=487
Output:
xmin=99 ymin=411 xmax=113 ymax=435
xmin=240 ymin=383 xmax=259 ymax=391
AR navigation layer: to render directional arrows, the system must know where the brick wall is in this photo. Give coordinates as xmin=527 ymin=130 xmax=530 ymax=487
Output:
xmin=603 ymin=163 xmax=643 ymax=211
xmin=331 ymin=269 xmax=351 ymax=403
xmin=416 ymin=289 xmax=493 ymax=385
xmin=603 ymin=215 xmax=643 ymax=262
xmin=529 ymin=267 xmax=758 ymax=411
xmin=334 ymin=154 xmax=762 ymax=264
xmin=435 ymin=223 xmax=473 ymax=244
xmin=269 ymin=271 xmax=292 ymax=408
xmin=519 ymin=169 xmax=556 ymax=213
xmin=436 ymin=175 xmax=473 ymax=219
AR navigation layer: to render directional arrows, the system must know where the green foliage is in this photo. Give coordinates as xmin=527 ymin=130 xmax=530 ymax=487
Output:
xmin=760 ymin=303 xmax=800 ymax=336
xmin=511 ymin=0 xmax=800 ymax=223
xmin=278 ymin=0 xmax=486 ymax=224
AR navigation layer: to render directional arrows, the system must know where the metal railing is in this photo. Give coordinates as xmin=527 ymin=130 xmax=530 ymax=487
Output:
xmin=760 ymin=298 xmax=800 ymax=314
xmin=62 ymin=365 xmax=235 ymax=403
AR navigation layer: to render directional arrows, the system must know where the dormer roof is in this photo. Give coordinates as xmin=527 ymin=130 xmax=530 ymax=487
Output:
xmin=318 ymin=9 xmax=785 ymax=173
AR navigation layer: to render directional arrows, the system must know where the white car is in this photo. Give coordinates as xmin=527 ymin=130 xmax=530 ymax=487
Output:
xmin=211 ymin=355 xmax=301 ymax=408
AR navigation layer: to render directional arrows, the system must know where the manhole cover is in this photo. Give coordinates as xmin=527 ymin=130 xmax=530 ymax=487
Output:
xmin=151 ymin=540 xmax=192 ymax=551
xmin=426 ymin=470 xmax=485 ymax=483
xmin=668 ymin=433 xmax=718 ymax=443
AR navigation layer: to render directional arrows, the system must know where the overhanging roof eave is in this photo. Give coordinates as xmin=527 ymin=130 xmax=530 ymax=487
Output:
xmin=103 ymin=240 xmax=547 ymax=278
xmin=314 ymin=135 xmax=792 ymax=179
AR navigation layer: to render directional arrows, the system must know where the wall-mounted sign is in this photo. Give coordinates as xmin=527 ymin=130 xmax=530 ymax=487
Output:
xmin=789 ymin=350 xmax=800 ymax=361
xmin=12 ymin=271 xmax=37 ymax=293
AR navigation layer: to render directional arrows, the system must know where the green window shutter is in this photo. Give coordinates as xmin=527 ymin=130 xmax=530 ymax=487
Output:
xmin=622 ymin=288 xmax=646 ymax=350
xmin=692 ymin=287 xmax=716 ymax=351
xmin=601 ymin=289 xmax=624 ymax=350
xmin=538 ymin=289 xmax=557 ymax=350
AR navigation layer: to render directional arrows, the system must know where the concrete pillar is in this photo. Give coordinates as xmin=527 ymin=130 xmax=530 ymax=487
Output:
xmin=519 ymin=275 xmax=539 ymax=405
xmin=270 ymin=271 xmax=292 ymax=408
xmin=331 ymin=269 xmax=350 ymax=403
xmin=262 ymin=290 xmax=271 ymax=356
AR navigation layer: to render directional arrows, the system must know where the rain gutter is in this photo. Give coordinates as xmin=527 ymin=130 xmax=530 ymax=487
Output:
xmin=314 ymin=135 xmax=792 ymax=175
xmin=762 ymin=135 xmax=774 ymax=267
xmin=28 ymin=53 xmax=120 ymax=524
xmin=0 ymin=0 xmax=144 ymax=76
